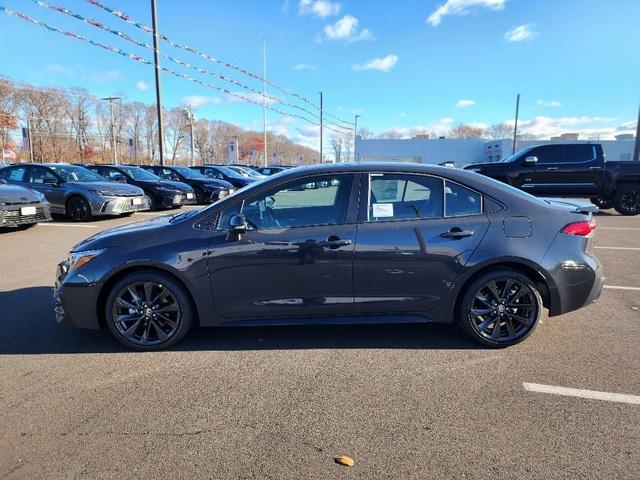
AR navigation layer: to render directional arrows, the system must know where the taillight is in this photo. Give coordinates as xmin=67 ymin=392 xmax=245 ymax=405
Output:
xmin=561 ymin=219 xmax=596 ymax=236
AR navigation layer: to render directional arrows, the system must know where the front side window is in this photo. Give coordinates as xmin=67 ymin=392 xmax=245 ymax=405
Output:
xmin=368 ymin=173 xmax=443 ymax=221
xmin=218 ymin=174 xmax=353 ymax=230
xmin=445 ymin=181 xmax=482 ymax=217
xmin=530 ymin=145 xmax=564 ymax=164
xmin=102 ymin=168 xmax=128 ymax=182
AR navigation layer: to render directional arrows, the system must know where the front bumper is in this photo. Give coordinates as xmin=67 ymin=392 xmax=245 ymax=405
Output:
xmin=94 ymin=195 xmax=150 ymax=216
xmin=207 ymin=188 xmax=234 ymax=202
xmin=55 ymin=258 xmax=102 ymax=329
xmin=159 ymin=191 xmax=197 ymax=208
xmin=0 ymin=202 xmax=52 ymax=227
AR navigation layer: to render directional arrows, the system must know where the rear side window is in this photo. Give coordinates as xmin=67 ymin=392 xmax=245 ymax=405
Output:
xmin=445 ymin=181 xmax=482 ymax=217
xmin=2 ymin=166 xmax=27 ymax=181
xmin=564 ymin=144 xmax=596 ymax=162
xmin=368 ymin=173 xmax=443 ymax=221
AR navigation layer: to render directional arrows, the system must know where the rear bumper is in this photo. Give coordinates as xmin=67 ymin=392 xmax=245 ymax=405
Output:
xmin=0 ymin=202 xmax=52 ymax=226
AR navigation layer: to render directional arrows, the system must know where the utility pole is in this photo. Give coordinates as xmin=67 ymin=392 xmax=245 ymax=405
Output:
xmin=354 ymin=114 xmax=360 ymax=162
xmin=187 ymin=106 xmax=195 ymax=167
xmin=262 ymin=39 xmax=268 ymax=167
xmin=512 ymin=93 xmax=520 ymax=155
xmin=102 ymin=96 xmax=120 ymax=164
xmin=633 ymin=103 xmax=640 ymax=162
xmin=151 ymin=0 xmax=165 ymax=166
xmin=319 ymin=91 xmax=323 ymax=163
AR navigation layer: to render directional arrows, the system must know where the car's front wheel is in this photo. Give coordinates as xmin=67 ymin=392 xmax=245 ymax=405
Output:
xmin=457 ymin=269 xmax=542 ymax=347
xmin=105 ymin=271 xmax=194 ymax=351
xmin=66 ymin=196 xmax=92 ymax=222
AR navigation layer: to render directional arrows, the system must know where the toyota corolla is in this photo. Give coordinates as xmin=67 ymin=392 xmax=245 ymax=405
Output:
xmin=55 ymin=163 xmax=604 ymax=350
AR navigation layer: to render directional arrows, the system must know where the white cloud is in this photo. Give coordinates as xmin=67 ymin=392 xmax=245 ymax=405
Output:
xmin=353 ymin=54 xmax=398 ymax=72
xmin=299 ymin=0 xmax=341 ymax=18
xmin=324 ymin=15 xmax=373 ymax=42
xmin=537 ymin=99 xmax=562 ymax=107
xmin=506 ymin=115 xmax=629 ymax=139
xmin=505 ymin=24 xmax=537 ymax=42
xmin=45 ymin=64 xmax=75 ymax=77
xmin=181 ymin=95 xmax=223 ymax=107
xmin=456 ymin=99 xmax=476 ymax=108
xmin=86 ymin=69 xmax=121 ymax=83
xmin=399 ymin=112 xmax=407 ymax=118
xmin=427 ymin=0 xmax=506 ymax=26
xmin=293 ymin=63 xmax=317 ymax=71
xmin=136 ymin=81 xmax=150 ymax=92
xmin=377 ymin=118 xmax=456 ymax=138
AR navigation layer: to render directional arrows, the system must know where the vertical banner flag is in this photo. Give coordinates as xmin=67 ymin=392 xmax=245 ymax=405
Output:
xmin=128 ymin=138 xmax=136 ymax=158
xmin=21 ymin=127 xmax=30 ymax=152
xmin=227 ymin=140 xmax=235 ymax=163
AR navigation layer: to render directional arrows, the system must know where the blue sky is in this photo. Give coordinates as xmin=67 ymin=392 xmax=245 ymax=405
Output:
xmin=1 ymin=0 xmax=639 ymax=149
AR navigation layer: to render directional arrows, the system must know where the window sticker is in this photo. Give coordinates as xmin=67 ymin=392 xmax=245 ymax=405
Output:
xmin=372 ymin=203 xmax=394 ymax=218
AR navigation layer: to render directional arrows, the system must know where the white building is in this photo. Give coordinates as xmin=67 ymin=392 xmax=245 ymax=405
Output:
xmin=355 ymin=136 xmax=636 ymax=167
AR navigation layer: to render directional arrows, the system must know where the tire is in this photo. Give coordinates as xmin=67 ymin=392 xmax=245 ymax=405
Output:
xmin=456 ymin=269 xmax=543 ymax=348
xmin=193 ymin=186 xmax=205 ymax=204
xmin=612 ymin=184 xmax=640 ymax=216
xmin=105 ymin=270 xmax=194 ymax=351
xmin=145 ymin=192 xmax=157 ymax=211
xmin=66 ymin=195 xmax=92 ymax=222
xmin=590 ymin=198 xmax=613 ymax=210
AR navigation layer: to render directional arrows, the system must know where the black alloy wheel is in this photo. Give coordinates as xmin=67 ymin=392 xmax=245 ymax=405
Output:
xmin=613 ymin=184 xmax=640 ymax=216
xmin=105 ymin=271 xmax=193 ymax=350
xmin=66 ymin=196 xmax=92 ymax=222
xmin=458 ymin=269 xmax=542 ymax=347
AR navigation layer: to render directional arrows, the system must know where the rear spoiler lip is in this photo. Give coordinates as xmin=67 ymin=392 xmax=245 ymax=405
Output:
xmin=541 ymin=197 xmax=599 ymax=214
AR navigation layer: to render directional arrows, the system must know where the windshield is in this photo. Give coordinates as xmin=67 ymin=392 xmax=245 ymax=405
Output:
xmin=121 ymin=166 xmax=160 ymax=181
xmin=500 ymin=146 xmax=532 ymax=163
xmin=49 ymin=165 xmax=106 ymax=182
xmin=173 ymin=166 xmax=205 ymax=179
xmin=228 ymin=166 xmax=252 ymax=177
xmin=211 ymin=165 xmax=242 ymax=177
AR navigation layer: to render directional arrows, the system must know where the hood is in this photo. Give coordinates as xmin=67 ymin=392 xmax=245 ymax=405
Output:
xmin=191 ymin=178 xmax=234 ymax=189
xmin=0 ymin=184 xmax=45 ymax=204
xmin=138 ymin=179 xmax=193 ymax=192
xmin=71 ymin=214 xmax=174 ymax=251
xmin=70 ymin=181 xmax=144 ymax=196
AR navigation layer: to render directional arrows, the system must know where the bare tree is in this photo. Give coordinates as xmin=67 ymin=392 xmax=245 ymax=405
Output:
xmin=483 ymin=123 xmax=514 ymax=140
xmin=330 ymin=135 xmax=343 ymax=163
xmin=449 ymin=124 xmax=483 ymax=139
xmin=357 ymin=127 xmax=374 ymax=139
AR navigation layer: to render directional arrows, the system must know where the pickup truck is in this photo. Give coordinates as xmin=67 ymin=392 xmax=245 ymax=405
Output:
xmin=464 ymin=143 xmax=640 ymax=215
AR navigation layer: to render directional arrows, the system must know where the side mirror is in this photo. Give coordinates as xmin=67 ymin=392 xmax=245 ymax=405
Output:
xmin=43 ymin=178 xmax=58 ymax=185
xmin=116 ymin=176 xmax=128 ymax=183
xmin=229 ymin=213 xmax=247 ymax=233
xmin=524 ymin=156 xmax=538 ymax=164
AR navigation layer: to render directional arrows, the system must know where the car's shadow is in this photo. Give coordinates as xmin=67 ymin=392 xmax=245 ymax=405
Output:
xmin=0 ymin=286 xmax=479 ymax=355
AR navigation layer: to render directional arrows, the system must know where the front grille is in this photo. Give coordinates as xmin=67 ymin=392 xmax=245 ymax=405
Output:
xmin=0 ymin=206 xmax=51 ymax=225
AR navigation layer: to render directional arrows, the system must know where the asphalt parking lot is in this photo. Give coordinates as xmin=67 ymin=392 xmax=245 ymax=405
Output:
xmin=1 ymin=207 xmax=638 ymax=479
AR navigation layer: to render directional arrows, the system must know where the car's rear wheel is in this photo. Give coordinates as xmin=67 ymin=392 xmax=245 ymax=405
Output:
xmin=457 ymin=269 xmax=542 ymax=347
xmin=612 ymin=184 xmax=640 ymax=216
xmin=590 ymin=198 xmax=612 ymax=210
xmin=66 ymin=196 xmax=92 ymax=222
xmin=105 ymin=271 xmax=194 ymax=351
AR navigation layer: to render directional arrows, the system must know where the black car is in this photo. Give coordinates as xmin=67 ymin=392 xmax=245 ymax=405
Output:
xmin=86 ymin=165 xmax=197 ymax=210
xmin=190 ymin=165 xmax=256 ymax=190
xmin=55 ymin=163 xmax=603 ymax=351
xmin=139 ymin=165 xmax=234 ymax=204
xmin=0 ymin=180 xmax=52 ymax=228
xmin=464 ymin=143 xmax=640 ymax=215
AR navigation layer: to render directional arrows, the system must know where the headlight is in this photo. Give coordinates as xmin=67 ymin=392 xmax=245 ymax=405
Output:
xmin=88 ymin=189 xmax=111 ymax=196
xmin=67 ymin=249 xmax=106 ymax=272
xmin=34 ymin=191 xmax=46 ymax=201
xmin=156 ymin=186 xmax=178 ymax=193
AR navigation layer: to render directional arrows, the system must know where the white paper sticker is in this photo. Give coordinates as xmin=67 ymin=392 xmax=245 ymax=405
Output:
xmin=372 ymin=203 xmax=394 ymax=218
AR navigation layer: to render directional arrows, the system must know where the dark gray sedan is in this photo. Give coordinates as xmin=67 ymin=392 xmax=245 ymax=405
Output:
xmin=54 ymin=163 xmax=603 ymax=350
xmin=0 ymin=180 xmax=52 ymax=228
xmin=0 ymin=163 xmax=149 ymax=221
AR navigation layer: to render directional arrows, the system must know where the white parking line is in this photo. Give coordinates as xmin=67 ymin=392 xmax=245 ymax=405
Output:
xmin=599 ymin=227 xmax=640 ymax=231
xmin=604 ymin=285 xmax=640 ymax=292
xmin=595 ymin=246 xmax=640 ymax=251
xmin=39 ymin=223 xmax=97 ymax=228
xmin=523 ymin=383 xmax=640 ymax=405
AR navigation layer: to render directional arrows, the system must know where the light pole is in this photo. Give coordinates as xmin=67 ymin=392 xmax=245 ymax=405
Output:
xmin=262 ymin=39 xmax=268 ymax=167
xmin=151 ymin=0 xmax=165 ymax=165
xmin=353 ymin=114 xmax=360 ymax=162
xmin=512 ymin=93 xmax=520 ymax=155
xmin=633 ymin=103 xmax=640 ymax=162
xmin=319 ymin=91 xmax=323 ymax=163
xmin=102 ymin=96 xmax=121 ymax=164
xmin=187 ymin=106 xmax=195 ymax=166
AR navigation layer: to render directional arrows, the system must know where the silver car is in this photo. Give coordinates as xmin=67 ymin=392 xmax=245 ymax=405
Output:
xmin=0 ymin=180 xmax=52 ymax=229
xmin=0 ymin=163 xmax=149 ymax=221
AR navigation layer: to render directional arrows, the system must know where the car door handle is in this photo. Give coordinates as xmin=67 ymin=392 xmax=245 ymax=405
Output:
xmin=440 ymin=228 xmax=474 ymax=239
xmin=546 ymin=167 xmax=559 ymax=170
xmin=322 ymin=237 xmax=353 ymax=249
xmin=589 ymin=166 xmax=602 ymax=170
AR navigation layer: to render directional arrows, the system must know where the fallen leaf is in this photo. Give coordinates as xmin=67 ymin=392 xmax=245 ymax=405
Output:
xmin=335 ymin=455 xmax=354 ymax=467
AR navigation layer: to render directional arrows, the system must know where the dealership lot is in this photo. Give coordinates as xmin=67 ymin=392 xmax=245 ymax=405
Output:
xmin=1 ymin=208 xmax=638 ymax=479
